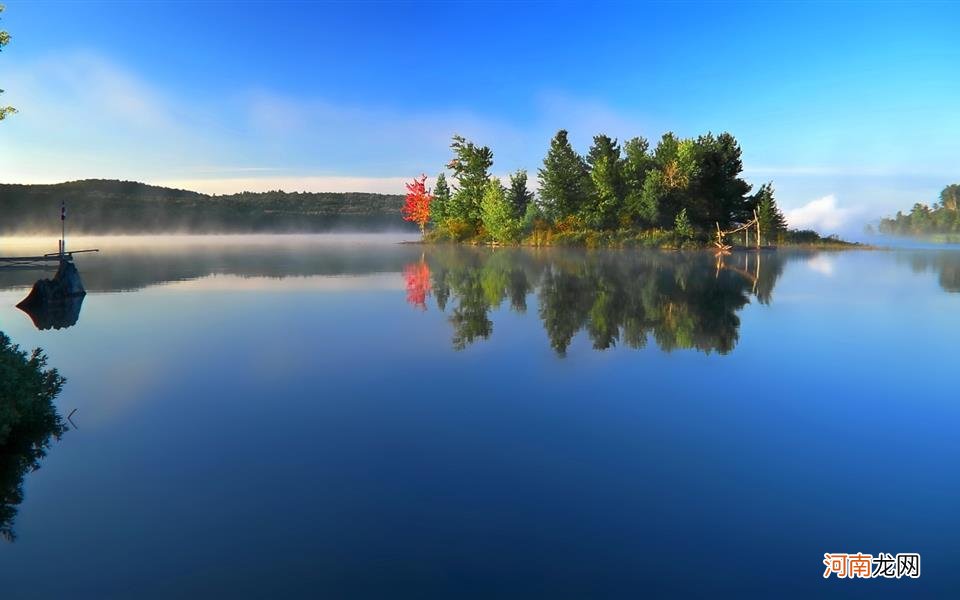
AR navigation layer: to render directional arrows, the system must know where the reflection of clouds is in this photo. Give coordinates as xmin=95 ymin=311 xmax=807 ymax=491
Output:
xmin=806 ymin=255 xmax=835 ymax=277
xmin=162 ymin=273 xmax=406 ymax=292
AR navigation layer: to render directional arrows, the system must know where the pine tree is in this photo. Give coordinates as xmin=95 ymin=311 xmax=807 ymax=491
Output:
xmin=754 ymin=182 xmax=786 ymax=244
xmin=622 ymin=137 xmax=654 ymax=225
xmin=584 ymin=134 xmax=624 ymax=229
xmin=538 ymin=130 xmax=591 ymax=223
xmin=674 ymin=207 xmax=694 ymax=241
xmin=431 ymin=172 xmax=451 ymax=227
xmin=446 ymin=135 xmax=493 ymax=226
xmin=506 ymin=170 xmax=534 ymax=218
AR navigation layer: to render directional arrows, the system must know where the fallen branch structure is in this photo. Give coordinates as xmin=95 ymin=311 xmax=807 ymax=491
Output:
xmin=715 ymin=210 xmax=761 ymax=251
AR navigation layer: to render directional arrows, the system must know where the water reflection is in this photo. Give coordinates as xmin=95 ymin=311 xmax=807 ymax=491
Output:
xmin=408 ymin=247 xmax=792 ymax=355
xmin=0 ymin=332 xmax=66 ymax=541
xmin=899 ymin=251 xmax=960 ymax=292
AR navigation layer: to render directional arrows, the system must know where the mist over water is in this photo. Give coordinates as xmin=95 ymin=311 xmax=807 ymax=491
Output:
xmin=1 ymin=235 xmax=959 ymax=597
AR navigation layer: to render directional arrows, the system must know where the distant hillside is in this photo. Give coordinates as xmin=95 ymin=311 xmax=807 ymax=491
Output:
xmin=0 ymin=179 xmax=413 ymax=233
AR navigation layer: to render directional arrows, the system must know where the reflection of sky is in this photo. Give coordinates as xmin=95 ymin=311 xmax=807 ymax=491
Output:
xmin=3 ymin=242 xmax=960 ymax=596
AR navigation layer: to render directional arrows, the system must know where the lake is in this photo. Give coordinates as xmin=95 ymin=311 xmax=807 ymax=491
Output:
xmin=1 ymin=234 xmax=958 ymax=598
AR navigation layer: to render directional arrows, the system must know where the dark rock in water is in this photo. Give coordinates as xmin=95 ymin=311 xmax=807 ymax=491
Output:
xmin=16 ymin=260 xmax=86 ymax=330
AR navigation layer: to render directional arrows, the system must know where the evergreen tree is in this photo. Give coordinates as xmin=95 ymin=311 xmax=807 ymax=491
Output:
xmin=638 ymin=170 xmax=666 ymax=227
xmin=941 ymin=184 xmax=960 ymax=211
xmin=446 ymin=135 xmax=493 ymax=226
xmin=754 ymin=182 xmax=786 ymax=243
xmin=622 ymin=137 xmax=654 ymax=225
xmin=430 ymin=172 xmax=451 ymax=227
xmin=674 ymin=207 xmax=694 ymax=241
xmin=538 ymin=130 xmax=591 ymax=223
xmin=506 ymin=169 xmax=534 ymax=218
xmin=584 ymin=134 xmax=624 ymax=229
xmin=480 ymin=178 xmax=521 ymax=243
xmin=690 ymin=132 xmax=752 ymax=229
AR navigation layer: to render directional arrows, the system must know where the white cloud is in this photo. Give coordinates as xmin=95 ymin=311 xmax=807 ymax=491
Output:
xmin=784 ymin=194 xmax=860 ymax=232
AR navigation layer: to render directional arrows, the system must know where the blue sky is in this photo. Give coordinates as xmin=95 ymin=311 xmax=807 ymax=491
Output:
xmin=1 ymin=1 xmax=958 ymax=233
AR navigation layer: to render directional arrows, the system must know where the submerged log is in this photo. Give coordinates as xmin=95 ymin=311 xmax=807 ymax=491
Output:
xmin=16 ymin=260 xmax=86 ymax=330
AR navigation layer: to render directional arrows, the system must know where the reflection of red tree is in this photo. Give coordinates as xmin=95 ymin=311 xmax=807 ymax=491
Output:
xmin=403 ymin=260 xmax=431 ymax=310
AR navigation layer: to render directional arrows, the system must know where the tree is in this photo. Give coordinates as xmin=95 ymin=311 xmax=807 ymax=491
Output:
xmin=674 ymin=208 xmax=694 ymax=241
xmin=480 ymin=177 xmax=521 ymax=243
xmin=0 ymin=4 xmax=16 ymax=122
xmin=754 ymin=182 xmax=786 ymax=243
xmin=402 ymin=174 xmax=433 ymax=237
xmin=584 ymin=134 xmax=624 ymax=229
xmin=506 ymin=169 xmax=534 ymax=218
xmin=622 ymin=136 xmax=654 ymax=225
xmin=447 ymin=135 xmax=493 ymax=226
xmin=430 ymin=173 xmax=451 ymax=227
xmin=941 ymin=184 xmax=960 ymax=211
xmin=538 ymin=130 xmax=591 ymax=223
xmin=690 ymin=132 xmax=752 ymax=229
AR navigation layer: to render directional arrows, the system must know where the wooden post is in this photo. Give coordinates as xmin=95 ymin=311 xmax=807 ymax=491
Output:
xmin=754 ymin=210 xmax=760 ymax=249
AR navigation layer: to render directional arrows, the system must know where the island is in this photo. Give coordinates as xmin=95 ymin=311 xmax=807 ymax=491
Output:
xmin=403 ymin=132 xmax=854 ymax=249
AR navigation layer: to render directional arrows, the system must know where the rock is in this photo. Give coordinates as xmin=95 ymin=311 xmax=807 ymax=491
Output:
xmin=16 ymin=260 xmax=86 ymax=330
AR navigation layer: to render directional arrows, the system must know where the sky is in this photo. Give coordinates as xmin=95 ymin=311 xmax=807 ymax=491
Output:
xmin=0 ymin=0 xmax=958 ymax=235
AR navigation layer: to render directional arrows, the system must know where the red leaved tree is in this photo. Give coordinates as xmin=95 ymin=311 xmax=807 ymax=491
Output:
xmin=402 ymin=174 xmax=433 ymax=237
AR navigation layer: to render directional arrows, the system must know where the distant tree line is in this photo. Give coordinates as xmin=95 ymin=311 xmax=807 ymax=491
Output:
xmin=426 ymin=130 xmax=789 ymax=247
xmin=878 ymin=184 xmax=960 ymax=236
xmin=0 ymin=180 xmax=414 ymax=233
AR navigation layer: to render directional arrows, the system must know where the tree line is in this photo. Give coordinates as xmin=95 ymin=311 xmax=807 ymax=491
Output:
xmin=420 ymin=130 xmax=788 ymax=246
xmin=878 ymin=184 xmax=960 ymax=236
xmin=0 ymin=180 xmax=414 ymax=233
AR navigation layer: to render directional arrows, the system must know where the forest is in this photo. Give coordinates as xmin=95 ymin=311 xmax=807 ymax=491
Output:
xmin=877 ymin=184 xmax=960 ymax=236
xmin=403 ymin=131 xmax=842 ymax=248
xmin=0 ymin=180 xmax=412 ymax=233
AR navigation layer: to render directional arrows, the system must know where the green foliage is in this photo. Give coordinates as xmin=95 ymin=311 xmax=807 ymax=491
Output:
xmin=538 ymin=130 xmax=592 ymax=222
xmin=879 ymin=183 xmax=960 ymax=236
xmin=480 ymin=178 xmax=522 ymax=243
xmin=674 ymin=208 xmax=694 ymax=241
xmin=622 ymin=136 xmax=654 ymax=224
xmin=638 ymin=170 xmax=666 ymax=227
xmin=447 ymin=135 xmax=494 ymax=226
xmin=0 ymin=4 xmax=16 ymax=122
xmin=0 ymin=331 xmax=66 ymax=541
xmin=430 ymin=172 xmax=451 ymax=227
xmin=506 ymin=170 xmax=534 ymax=218
xmin=941 ymin=184 xmax=960 ymax=211
xmin=754 ymin=182 xmax=786 ymax=243
xmin=583 ymin=134 xmax=624 ymax=229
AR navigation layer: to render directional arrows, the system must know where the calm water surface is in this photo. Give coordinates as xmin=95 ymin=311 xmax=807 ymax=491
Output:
xmin=1 ymin=234 xmax=959 ymax=598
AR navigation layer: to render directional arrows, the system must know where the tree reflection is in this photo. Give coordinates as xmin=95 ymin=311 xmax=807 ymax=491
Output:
xmin=403 ymin=259 xmax=432 ymax=310
xmin=902 ymin=252 xmax=960 ymax=293
xmin=405 ymin=248 xmax=790 ymax=355
xmin=0 ymin=332 xmax=66 ymax=542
